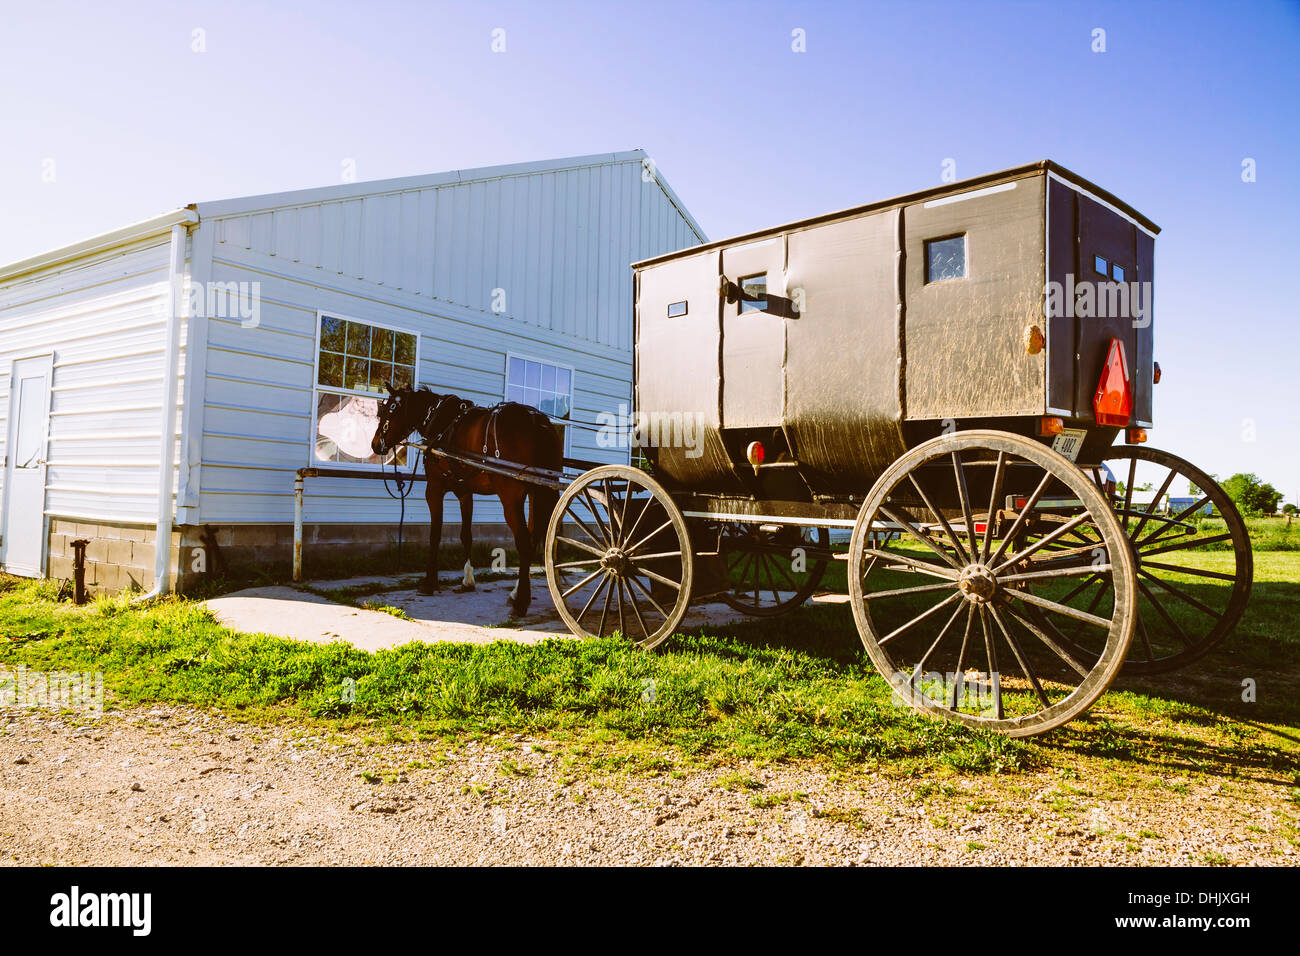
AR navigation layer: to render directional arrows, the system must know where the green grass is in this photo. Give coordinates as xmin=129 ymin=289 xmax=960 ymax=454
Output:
xmin=1 ymin=549 xmax=1299 ymax=789
xmin=1208 ymin=515 xmax=1299 ymax=551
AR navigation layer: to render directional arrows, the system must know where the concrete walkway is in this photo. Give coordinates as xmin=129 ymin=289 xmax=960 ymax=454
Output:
xmin=203 ymin=573 xmax=754 ymax=651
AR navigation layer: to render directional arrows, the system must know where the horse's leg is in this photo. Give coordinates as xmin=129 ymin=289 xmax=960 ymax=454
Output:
xmin=501 ymin=484 xmax=532 ymax=617
xmin=455 ymin=493 xmax=475 ymax=592
xmin=421 ymin=477 xmax=444 ymax=595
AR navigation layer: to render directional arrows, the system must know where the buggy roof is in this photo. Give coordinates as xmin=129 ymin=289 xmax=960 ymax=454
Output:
xmin=633 ymin=160 xmax=1159 ymax=269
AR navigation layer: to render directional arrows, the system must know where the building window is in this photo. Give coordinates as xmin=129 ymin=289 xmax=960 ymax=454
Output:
xmin=313 ymin=313 xmax=419 ymax=467
xmin=739 ymin=274 xmax=767 ymax=313
xmin=925 ymin=236 xmax=966 ymax=282
xmin=667 ymin=300 xmax=688 ymax=318
xmin=1094 ymin=255 xmax=1109 ymax=276
xmin=1112 ymin=263 xmax=1125 ymax=282
xmin=506 ymin=355 xmax=573 ymax=452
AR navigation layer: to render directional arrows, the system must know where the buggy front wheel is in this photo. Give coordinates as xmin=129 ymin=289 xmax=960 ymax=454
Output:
xmin=544 ymin=465 xmax=693 ymax=649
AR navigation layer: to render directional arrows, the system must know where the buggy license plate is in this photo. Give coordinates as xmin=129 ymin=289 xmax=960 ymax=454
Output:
xmin=1051 ymin=428 xmax=1087 ymax=462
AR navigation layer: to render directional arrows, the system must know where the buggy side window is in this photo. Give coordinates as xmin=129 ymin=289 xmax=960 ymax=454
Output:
xmin=1112 ymin=263 xmax=1125 ymax=282
xmin=1094 ymin=255 xmax=1109 ymax=276
xmin=925 ymin=235 xmax=966 ymax=282
xmin=739 ymin=274 xmax=767 ymax=313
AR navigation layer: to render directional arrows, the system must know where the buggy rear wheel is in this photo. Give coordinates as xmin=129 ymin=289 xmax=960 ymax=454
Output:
xmin=543 ymin=465 xmax=693 ymax=650
xmin=847 ymin=430 xmax=1137 ymax=737
xmin=1078 ymin=446 xmax=1253 ymax=674
xmin=718 ymin=524 xmax=830 ymax=617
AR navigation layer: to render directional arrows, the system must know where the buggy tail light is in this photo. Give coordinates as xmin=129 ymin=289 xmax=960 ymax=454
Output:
xmin=1038 ymin=416 xmax=1064 ymax=436
xmin=745 ymin=440 xmax=765 ymax=475
xmin=1153 ymin=361 xmax=1162 ymax=384
xmin=1126 ymin=427 xmax=1148 ymax=444
xmin=1093 ymin=338 xmax=1133 ymax=427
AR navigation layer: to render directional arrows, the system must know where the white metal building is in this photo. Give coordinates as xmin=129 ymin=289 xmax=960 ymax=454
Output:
xmin=0 ymin=150 xmax=705 ymax=592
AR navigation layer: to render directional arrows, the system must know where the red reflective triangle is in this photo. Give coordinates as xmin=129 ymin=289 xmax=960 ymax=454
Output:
xmin=1094 ymin=338 xmax=1132 ymax=427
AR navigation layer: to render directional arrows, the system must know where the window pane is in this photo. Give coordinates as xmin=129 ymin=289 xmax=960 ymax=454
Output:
xmin=739 ymin=274 xmax=767 ymax=313
xmin=344 ymin=356 xmax=368 ymax=391
xmin=320 ymin=315 xmax=345 ymax=352
xmin=556 ymin=367 xmax=571 ymax=394
xmin=1094 ymin=255 xmax=1108 ymax=276
xmin=394 ymin=332 xmax=416 ymax=365
xmin=541 ymin=364 xmax=556 ymax=391
xmin=507 ymin=356 xmax=525 ymax=386
xmin=667 ymin=300 xmax=687 ymax=318
xmin=13 ymin=374 xmax=45 ymax=469
xmin=1112 ymin=264 xmax=1125 ymax=282
xmin=524 ymin=360 xmax=541 ymax=388
xmin=372 ymin=329 xmax=394 ymax=361
xmin=506 ymin=384 xmax=525 ymax=403
xmin=345 ymin=321 xmax=372 ymax=357
xmin=522 ymin=387 xmax=540 ymax=409
xmin=366 ymin=361 xmax=390 ymax=392
xmin=315 ymin=391 xmax=404 ymax=466
xmin=318 ymin=351 xmax=344 ymax=388
xmin=390 ymin=364 xmax=413 ymax=389
xmin=926 ymin=237 xmax=966 ymax=282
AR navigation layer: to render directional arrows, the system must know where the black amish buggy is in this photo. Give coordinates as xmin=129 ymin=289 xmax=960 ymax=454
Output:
xmin=533 ymin=161 xmax=1251 ymax=738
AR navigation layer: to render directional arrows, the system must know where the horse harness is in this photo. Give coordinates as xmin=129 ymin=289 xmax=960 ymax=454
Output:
xmin=421 ymin=398 xmax=547 ymax=490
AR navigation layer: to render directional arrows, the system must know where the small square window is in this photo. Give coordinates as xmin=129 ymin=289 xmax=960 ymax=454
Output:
xmin=925 ymin=236 xmax=966 ymax=282
xmin=667 ymin=300 xmax=688 ymax=318
xmin=739 ymin=274 xmax=767 ymax=313
xmin=1112 ymin=264 xmax=1125 ymax=282
xmin=1094 ymin=255 xmax=1108 ymax=276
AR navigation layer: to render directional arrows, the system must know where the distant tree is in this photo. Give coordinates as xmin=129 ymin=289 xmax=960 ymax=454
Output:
xmin=1283 ymin=503 xmax=1298 ymax=516
xmin=1221 ymin=473 xmax=1284 ymax=516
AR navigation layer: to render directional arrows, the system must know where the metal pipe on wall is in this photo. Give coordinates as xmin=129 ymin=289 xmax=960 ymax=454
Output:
xmin=133 ymin=219 xmax=193 ymax=602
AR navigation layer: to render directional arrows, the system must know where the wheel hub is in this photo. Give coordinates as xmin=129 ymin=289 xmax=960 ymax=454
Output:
xmin=957 ymin=564 xmax=998 ymax=604
xmin=601 ymin=547 xmax=629 ymax=576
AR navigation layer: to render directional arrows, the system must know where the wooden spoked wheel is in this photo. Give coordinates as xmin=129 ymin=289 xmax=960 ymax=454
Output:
xmin=847 ymin=430 xmax=1137 ymax=737
xmin=718 ymin=524 xmax=830 ymax=617
xmin=544 ymin=465 xmax=694 ymax=649
xmin=1070 ymin=446 xmax=1253 ymax=674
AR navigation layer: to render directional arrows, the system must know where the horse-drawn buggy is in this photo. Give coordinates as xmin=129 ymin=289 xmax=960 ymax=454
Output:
xmin=376 ymin=161 xmax=1252 ymax=738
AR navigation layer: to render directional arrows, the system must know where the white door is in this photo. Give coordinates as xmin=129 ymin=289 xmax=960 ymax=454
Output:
xmin=2 ymin=355 xmax=53 ymax=576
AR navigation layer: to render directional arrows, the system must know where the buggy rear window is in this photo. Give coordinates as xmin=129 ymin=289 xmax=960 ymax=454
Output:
xmin=925 ymin=236 xmax=966 ymax=282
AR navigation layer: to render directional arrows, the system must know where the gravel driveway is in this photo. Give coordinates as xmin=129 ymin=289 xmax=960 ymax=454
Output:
xmin=1 ymin=705 xmax=1292 ymax=866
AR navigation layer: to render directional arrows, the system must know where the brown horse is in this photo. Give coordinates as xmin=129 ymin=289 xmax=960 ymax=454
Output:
xmin=372 ymin=386 xmax=562 ymax=617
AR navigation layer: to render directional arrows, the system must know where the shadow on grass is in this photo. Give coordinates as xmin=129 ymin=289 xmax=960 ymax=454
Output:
xmin=685 ymin=589 xmax=1300 ymax=785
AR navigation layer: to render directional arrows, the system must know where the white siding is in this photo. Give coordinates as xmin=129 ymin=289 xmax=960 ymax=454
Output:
xmin=190 ymin=153 xmax=702 ymax=526
xmin=0 ymin=237 xmax=183 ymax=525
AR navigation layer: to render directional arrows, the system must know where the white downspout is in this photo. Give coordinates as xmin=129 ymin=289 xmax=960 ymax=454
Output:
xmin=134 ymin=219 xmax=193 ymax=602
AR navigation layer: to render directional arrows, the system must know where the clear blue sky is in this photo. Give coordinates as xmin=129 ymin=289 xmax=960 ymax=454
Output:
xmin=2 ymin=0 xmax=1297 ymax=502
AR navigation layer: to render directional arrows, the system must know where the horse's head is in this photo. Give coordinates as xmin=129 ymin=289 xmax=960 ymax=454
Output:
xmin=372 ymin=385 xmax=432 ymax=457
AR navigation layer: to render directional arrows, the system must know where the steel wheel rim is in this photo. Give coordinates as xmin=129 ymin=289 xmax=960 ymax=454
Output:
xmin=847 ymin=430 xmax=1137 ymax=737
xmin=718 ymin=524 xmax=830 ymax=617
xmin=544 ymin=465 xmax=693 ymax=650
